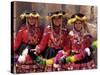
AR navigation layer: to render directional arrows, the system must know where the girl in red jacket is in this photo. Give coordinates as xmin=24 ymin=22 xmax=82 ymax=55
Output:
xmin=33 ymin=11 xmax=71 ymax=62
xmin=66 ymin=13 xmax=92 ymax=63
xmin=14 ymin=11 xmax=43 ymax=63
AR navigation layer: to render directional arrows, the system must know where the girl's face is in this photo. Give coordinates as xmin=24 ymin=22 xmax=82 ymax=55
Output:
xmin=52 ymin=16 xmax=62 ymax=27
xmin=28 ymin=17 xmax=38 ymax=26
xmin=74 ymin=20 xmax=83 ymax=31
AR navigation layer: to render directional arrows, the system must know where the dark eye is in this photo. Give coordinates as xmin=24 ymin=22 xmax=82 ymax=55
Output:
xmin=78 ymin=23 xmax=81 ymax=24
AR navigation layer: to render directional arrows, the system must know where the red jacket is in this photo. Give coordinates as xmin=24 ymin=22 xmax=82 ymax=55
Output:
xmin=36 ymin=25 xmax=71 ymax=55
xmin=69 ymin=30 xmax=92 ymax=60
xmin=14 ymin=25 xmax=43 ymax=52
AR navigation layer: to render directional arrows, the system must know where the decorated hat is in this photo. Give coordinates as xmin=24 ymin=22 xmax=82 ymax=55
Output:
xmin=68 ymin=13 xmax=88 ymax=25
xmin=20 ymin=11 xmax=40 ymax=19
xmin=46 ymin=11 xmax=67 ymax=20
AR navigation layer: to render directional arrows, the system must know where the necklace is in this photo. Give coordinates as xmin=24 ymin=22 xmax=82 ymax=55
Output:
xmin=50 ymin=26 xmax=62 ymax=48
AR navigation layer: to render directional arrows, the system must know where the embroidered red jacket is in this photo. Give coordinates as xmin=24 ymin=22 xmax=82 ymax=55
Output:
xmin=14 ymin=25 xmax=43 ymax=52
xmin=36 ymin=25 xmax=71 ymax=55
xmin=69 ymin=30 xmax=92 ymax=60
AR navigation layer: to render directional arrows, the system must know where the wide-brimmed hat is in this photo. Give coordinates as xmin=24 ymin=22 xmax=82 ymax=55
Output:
xmin=46 ymin=11 xmax=67 ymax=20
xmin=20 ymin=11 xmax=40 ymax=19
xmin=68 ymin=13 xmax=88 ymax=25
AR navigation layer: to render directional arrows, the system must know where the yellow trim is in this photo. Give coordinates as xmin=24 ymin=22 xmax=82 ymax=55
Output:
xmin=51 ymin=13 xmax=63 ymax=18
xmin=28 ymin=13 xmax=40 ymax=17
xmin=68 ymin=15 xmax=87 ymax=25
xmin=58 ymin=13 xmax=63 ymax=16
xmin=45 ymin=12 xmax=66 ymax=20
xmin=20 ymin=13 xmax=26 ymax=19
xmin=82 ymin=16 xmax=87 ymax=20
xmin=20 ymin=12 xmax=40 ymax=19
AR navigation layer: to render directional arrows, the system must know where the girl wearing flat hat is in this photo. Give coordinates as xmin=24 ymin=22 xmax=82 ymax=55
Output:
xmin=65 ymin=13 xmax=93 ymax=63
xmin=14 ymin=11 xmax=43 ymax=63
xmin=32 ymin=11 xmax=71 ymax=66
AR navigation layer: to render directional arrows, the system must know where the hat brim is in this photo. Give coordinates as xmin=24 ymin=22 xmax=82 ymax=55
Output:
xmin=20 ymin=13 xmax=41 ymax=19
xmin=68 ymin=16 xmax=87 ymax=25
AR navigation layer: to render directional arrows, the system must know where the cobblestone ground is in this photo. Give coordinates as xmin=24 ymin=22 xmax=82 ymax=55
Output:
xmin=14 ymin=59 xmax=96 ymax=73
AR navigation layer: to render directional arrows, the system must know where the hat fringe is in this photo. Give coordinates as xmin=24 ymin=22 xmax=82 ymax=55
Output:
xmin=68 ymin=15 xmax=88 ymax=25
xmin=20 ymin=12 xmax=40 ymax=19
